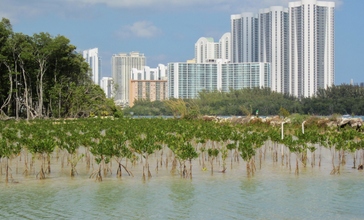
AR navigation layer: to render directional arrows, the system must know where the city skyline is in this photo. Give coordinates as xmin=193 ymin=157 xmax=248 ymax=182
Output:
xmin=3 ymin=0 xmax=362 ymax=85
xmin=196 ymin=0 xmax=334 ymax=98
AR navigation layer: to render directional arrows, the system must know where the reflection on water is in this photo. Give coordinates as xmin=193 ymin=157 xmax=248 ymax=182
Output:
xmin=168 ymin=178 xmax=195 ymax=219
xmin=237 ymin=178 xmax=260 ymax=219
xmin=1 ymin=148 xmax=364 ymax=220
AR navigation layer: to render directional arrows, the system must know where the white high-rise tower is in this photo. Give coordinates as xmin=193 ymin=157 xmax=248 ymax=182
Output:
xmin=100 ymin=77 xmax=113 ymax=98
xmin=259 ymin=6 xmax=289 ymax=94
xmin=112 ymin=52 xmax=145 ymax=106
xmin=231 ymin=13 xmax=259 ymax=63
xmin=289 ymin=0 xmax=335 ymax=97
xmin=83 ymin=48 xmax=101 ymax=85
xmin=195 ymin=37 xmax=217 ymax=63
xmin=219 ymin=33 xmax=231 ymax=62
xmin=194 ymin=33 xmax=231 ymax=64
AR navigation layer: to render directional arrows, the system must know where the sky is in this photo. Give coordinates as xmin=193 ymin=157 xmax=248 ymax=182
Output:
xmin=0 ymin=0 xmax=362 ymax=85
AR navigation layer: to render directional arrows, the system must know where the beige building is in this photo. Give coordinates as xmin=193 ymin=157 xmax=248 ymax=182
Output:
xmin=129 ymin=80 xmax=168 ymax=107
xmin=112 ymin=52 xmax=145 ymax=106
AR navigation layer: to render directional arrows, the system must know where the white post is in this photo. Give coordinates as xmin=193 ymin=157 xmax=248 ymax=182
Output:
xmin=281 ymin=121 xmax=286 ymax=158
xmin=302 ymin=121 xmax=306 ymax=134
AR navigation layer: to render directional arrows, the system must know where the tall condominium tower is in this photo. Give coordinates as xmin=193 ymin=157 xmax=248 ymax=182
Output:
xmin=195 ymin=37 xmax=217 ymax=63
xmin=231 ymin=13 xmax=259 ymax=63
xmin=194 ymin=33 xmax=231 ymax=64
xmin=259 ymin=6 xmax=289 ymax=94
xmin=100 ymin=77 xmax=113 ymax=98
xmin=83 ymin=48 xmax=101 ymax=85
xmin=289 ymin=0 xmax=335 ymax=97
xmin=112 ymin=52 xmax=145 ymax=106
xmin=219 ymin=33 xmax=231 ymax=62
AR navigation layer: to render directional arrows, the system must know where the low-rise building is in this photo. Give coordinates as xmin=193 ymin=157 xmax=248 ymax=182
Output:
xmin=168 ymin=61 xmax=270 ymax=99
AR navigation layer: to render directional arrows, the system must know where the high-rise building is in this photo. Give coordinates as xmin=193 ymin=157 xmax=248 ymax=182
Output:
xmin=194 ymin=33 xmax=231 ymax=64
xmin=168 ymin=62 xmax=270 ymax=99
xmin=100 ymin=77 xmax=113 ymax=98
xmin=168 ymin=62 xmax=218 ymax=99
xmin=129 ymin=79 xmax=168 ymax=107
xmin=219 ymin=33 xmax=231 ymax=62
xmin=221 ymin=63 xmax=271 ymax=92
xmin=289 ymin=0 xmax=335 ymax=97
xmin=112 ymin=52 xmax=145 ymax=106
xmin=231 ymin=13 xmax=259 ymax=63
xmin=129 ymin=64 xmax=168 ymax=106
xmin=228 ymin=0 xmax=334 ymax=97
xmin=195 ymin=37 xmax=217 ymax=63
xmin=259 ymin=6 xmax=289 ymax=94
xmin=131 ymin=64 xmax=167 ymax=81
xmin=83 ymin=48 xmax=101 ymax=85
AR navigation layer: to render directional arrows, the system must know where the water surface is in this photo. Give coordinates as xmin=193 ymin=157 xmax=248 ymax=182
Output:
xmin=1 ymin=150 xmax=363 ymax=220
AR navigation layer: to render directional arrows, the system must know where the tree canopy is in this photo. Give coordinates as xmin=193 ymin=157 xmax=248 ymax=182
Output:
xmin=0 ymin=18 xmax=117 ymax=119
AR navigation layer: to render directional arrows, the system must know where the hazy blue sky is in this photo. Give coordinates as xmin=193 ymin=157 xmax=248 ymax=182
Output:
xmin=1 ymin=0 xmax=361 ymax=85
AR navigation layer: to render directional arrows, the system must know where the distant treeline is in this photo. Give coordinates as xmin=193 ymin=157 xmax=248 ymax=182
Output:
xmin=125 ymin=85 xmax=364 ymax=117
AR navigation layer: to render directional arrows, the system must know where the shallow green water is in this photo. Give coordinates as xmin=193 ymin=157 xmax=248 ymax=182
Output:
xmin=1 ymin=151 xmax=364 ymax=220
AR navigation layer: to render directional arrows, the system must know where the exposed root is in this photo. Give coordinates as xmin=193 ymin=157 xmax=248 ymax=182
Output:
xmin=142 ymin=166 xmax=146 ymax=181
xmin=89 ymin=169 xmax=102 ymax=182
xmin=89 ymin=164 xmax=102 ymax=181
xmin=116 ymin=163 xmax=134 ymax=178
xmin=147 ymin=164 xmax=152 ymax=178
xmin=330 ymin=166 xmax=340 ymax=175
xmin=36 ymin=166 xmax=46 ymax=179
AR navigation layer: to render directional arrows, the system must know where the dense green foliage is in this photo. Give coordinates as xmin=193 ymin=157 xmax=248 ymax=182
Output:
xmin=123 ymin=99 xmax=171 ymax=116
xmin=196 ymin=88 xmax=301 ymax=116
xmin=0 ymin=116 xmax=363 ymax=182
xmin=302 ymin=84 xmax=364 ymax=115
xmin=0 ymin=18 xmax=117 ymax=119
xmin=126 ymin=85 xmax=364 ymax=116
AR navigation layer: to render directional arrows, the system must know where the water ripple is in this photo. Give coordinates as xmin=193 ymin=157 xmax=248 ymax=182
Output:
xmin=1 ymin=150 xmax=364 ymax=219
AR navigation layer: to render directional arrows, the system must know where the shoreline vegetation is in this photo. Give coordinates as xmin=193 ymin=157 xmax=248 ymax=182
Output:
xmin=0 ymin=114 xmax=363 ymax=184
xmin=1 ymin=17 xmax=364 ymax=184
